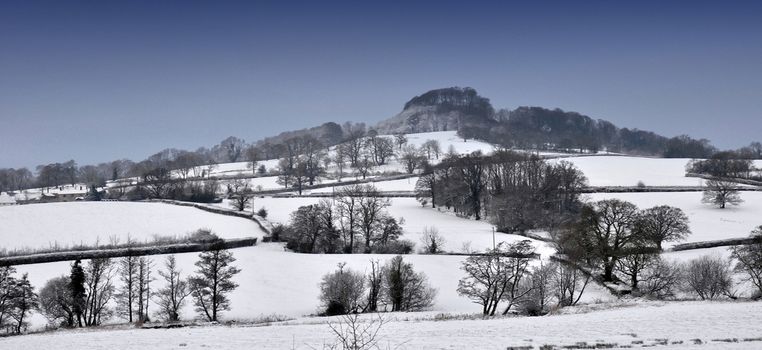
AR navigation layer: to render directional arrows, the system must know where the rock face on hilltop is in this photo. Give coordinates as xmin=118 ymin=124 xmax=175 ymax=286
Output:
xmin=374 ymin=87 xmax=496 ymax=134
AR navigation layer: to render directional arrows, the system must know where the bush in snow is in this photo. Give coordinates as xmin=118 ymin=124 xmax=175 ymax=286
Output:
xmin=419 ymin=226 xmax=446 ymax=254
xmin=638 ymin=257 xmax=683 ymax=299
xmin=684 ymin=255 xmax=734 ymax=300
xmin=319 ymin=263 xmax=366 ymax=316
xmin=256 ymin=207 xmax=268 ymax=218
xmin=457 ymin=241 xmax=535 ymax=315
xmin=370 ymin=239 xmax=415 ymax=254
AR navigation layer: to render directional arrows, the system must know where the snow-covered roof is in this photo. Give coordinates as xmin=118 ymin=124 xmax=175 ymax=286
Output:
xmin=0 ymin=192 xmax=16 ymax=204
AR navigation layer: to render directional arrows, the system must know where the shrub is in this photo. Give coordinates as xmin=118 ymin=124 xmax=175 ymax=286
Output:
xmin=684 ymin=255 xmax=734 ymax=300
xmin=639 ymin=258 xmax=683 ymax=299
xmin=256 ymin=207 xmax=268 ymax=218
xmin=419 ymin=227 xmax=446 ymax=254
xmin=371 ymin=239 xmax=415 ymax=254
xmin=319 ymin=263 xmax=366 ymax=315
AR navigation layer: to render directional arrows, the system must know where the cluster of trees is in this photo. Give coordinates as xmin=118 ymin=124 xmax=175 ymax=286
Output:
xmin=558 ymin=199 xmax=691 ymax=283
xmin=0 ymin=267 xmax=37 ymax=334
xmin=32 ymin=246 xmax=240 ymax=332
xmin=687 ymin=152 xmax=759 ymax=179
xmin=415 ymin=151 xmax=587 ymax=230
xmin=318 ymin=256 xmax=436 ymax=315
xmin=552 ymin=199 xmax=762 ymax=301
xmin=593 ymin=224 xmax=762 ymax=302
xmin=272 ymin=126 xmax=444 ymax=194
xmin=457 ymin=241 xmax=591 ymax=316
xmin=283 ymin=185 xmax=407 ymax=254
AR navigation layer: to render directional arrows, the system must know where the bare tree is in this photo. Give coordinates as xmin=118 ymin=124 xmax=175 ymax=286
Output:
xmin=523 ymin=262 xmax=555 ymax=315
xmin=399 ymin=145 xmax=424 ymax=174
xmin=382 ymin=256 xmax=437 ymax=311
xmin=38 ymin=276 xmax=75 ymax=328
xmin=419 ymin=226 xmax=446 ymax=254
xmin=353 ymin=155 xmax=374 ymax=180
xmin=83 ymin=258 xmax=116 ymax=326
xmin=421 ymin=140 xmax=441 ymax=160
xmin=457 ymin=241 xmax=535 ymax=315
xmin=552 ymin=261 xmax=590 ymax=307
xmin=334 ymin=145 xmax=347 ymax=181
xmin=319 ymin=263 xmax=366 ymax=315
xmin=684 ymin=255 xmax=734 ymax=300
xmin=326 ymin=313 xmax=388 ymax=350
xmin=365 ymin=260 xmax=382 ymax=313
xmin=357 ymin=185 xmax=390 ymax=253
xmin=244 ymin=145 xmax=259 ymax=175
xmin=155 ymin=255 xmax=192 ymax=322
xmin=215 ymin=136 xmax=246 ymax=163
xmin=116 ymin=254 xmax=138 ymax=322
xmin=335 ymin=185 xmax=362 ymax=253
xmin=367 ymin=136 xmax=395 ymax=166
xmin=134 ymin=257 xmax=153 ymax=323
xmin=616 ymin=253 xmax=658 ymax=291
xmin=639 ymin=257 xmax=683 ymax=299
xmin=702 ymin=179 xmax=743 ymax=209
xmin=189 ymin=248 xmax=241 ymax=322
xmin=729 ymin=226 xmax=762 ymax=297
xmin=637 ymin=205 xmax=691 ymax=250
xmin=569 ymin=199 xmax=642 ymax=281
xmin=8 ymin=274 xmax=37 ymax=334
xmin=228 ymin=179 xmax=254 ymax=211
xmin=415 ymin=166 xmax=437 ymax=208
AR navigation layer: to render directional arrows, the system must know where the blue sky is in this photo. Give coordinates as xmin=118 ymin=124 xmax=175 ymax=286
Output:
xmin=1 ymin=1 xmax=761 ymax=168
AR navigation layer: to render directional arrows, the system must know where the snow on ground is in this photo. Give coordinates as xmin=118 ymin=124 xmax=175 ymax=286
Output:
xmin=3 ymin=199 xmax=578 ymax=331
xmin=4 ymin=300 xmax=762 ymax=350
xmin=15 ymin=243 xmax=614 ymax=330
xmin=248 ymin=197 xmax=554 ymax=256
xmin=0 ymin=202 xmax=266 ymax=250
xmin=552 ymin=156 xmax=704 ymax=187
xmin=401 ymin=130 xmax=496 ymax=155
xmin=587 ymin=192 xmax=762 ymax=246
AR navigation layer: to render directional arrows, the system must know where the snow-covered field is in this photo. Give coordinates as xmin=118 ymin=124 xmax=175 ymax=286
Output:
xmin=2 ymin=150 xmax=761 ymax=345
xmin=3 ymin=300 xmax=762 ymax=349
xmin=552 ymin=156 xmax=703 ymax=187
xmin=0 ymin=202 xmax=267 ymax=250
xmin=241 ymin=196 xmax=554 ymax=255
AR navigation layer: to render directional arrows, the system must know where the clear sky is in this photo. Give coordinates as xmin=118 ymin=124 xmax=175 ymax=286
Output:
xmin=1 ymin=0 xmax=761 ymax=169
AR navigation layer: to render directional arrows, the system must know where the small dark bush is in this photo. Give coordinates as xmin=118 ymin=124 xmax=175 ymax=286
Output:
xmin=256 ymin=207 xmax=268 ymax=218
xmin=323 ymin=301 xmax=347 ymax=316
xmin=372 ymin=240 xmax=415 ymax=254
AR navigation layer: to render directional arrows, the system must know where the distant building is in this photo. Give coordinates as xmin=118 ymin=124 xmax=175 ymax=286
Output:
xmin=0 ymin=192 xmax=17 ymax=206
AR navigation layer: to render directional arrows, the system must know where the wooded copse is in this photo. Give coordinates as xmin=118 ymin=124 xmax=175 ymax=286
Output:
xmin=318 ymin=256 xmax=436 ymax=316
xmin=415 ymin=150 xmax=588 ymax=229
xmin=282 ymin=184 xmax=408 ymax=254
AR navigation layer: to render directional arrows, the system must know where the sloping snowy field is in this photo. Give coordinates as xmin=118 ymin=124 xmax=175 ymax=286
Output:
xmin=3 ymin=300 xmax=761 ymax=350
xmin=0 ymin=202 xmax=267 ymax=250
xmin=552 ymin=156 xmax=703 ymax=187
xmin=240 ymin=197 xmax=554 ymax=255
xmin=3 ymin=200 xmax=607 ymax=330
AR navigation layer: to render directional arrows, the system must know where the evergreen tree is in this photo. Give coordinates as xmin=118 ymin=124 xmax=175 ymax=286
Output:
xmin=69 ymin=260 xmax=86 ymax=327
